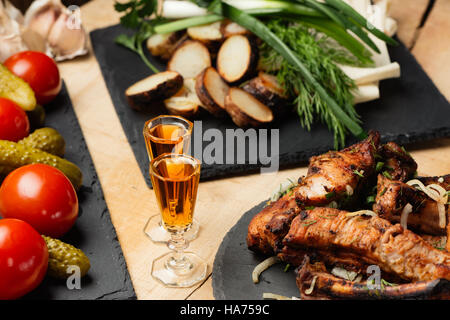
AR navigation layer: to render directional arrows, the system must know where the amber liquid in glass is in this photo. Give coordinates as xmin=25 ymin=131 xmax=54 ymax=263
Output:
xmin=145 ymin=123 xmax=188 ymax=159
xmin=151 ymin=157 xmax=200 ymax=232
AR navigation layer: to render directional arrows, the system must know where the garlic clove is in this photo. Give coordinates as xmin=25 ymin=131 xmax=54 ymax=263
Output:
xmin=21 ymin=27 xmax=47 ymax=53
xmin=46 ymin=12 xmax=88 ymax=61
xmin=24 ymin=0 xmax=62 ymax=40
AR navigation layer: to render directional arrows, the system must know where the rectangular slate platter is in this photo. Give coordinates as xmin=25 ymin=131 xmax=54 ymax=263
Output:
xmin=90 ymin=24 xmax=450 ymax=188
xmin=18 ymin=84 xmax=136 ymax=300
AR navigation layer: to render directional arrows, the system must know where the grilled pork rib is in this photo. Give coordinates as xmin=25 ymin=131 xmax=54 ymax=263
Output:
xmin=296 ymin=256 xmax=450 ymax=300
xmin=283 ymin=208 xmax=450 ymax=282
xmin=247 ymin=132 xmax=380 ymax=255
xmin=373 ymin=174 xmax=447 ymax=236
xmin=295 ymin=131 xmax=380 ymax=208
xmin=378 ymin=142 xmax=417 ymax=182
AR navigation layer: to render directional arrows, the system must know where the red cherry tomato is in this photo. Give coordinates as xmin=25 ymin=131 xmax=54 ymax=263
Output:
xmin=0 ymin=164 xmax=78 ymax=238
xmin=4 ymin=51 xmax=61 ymax=105
xmin=0 ymin=97 xmax=30 ymax=142
xmin=0 ymin=218 xmax=48 ymax=300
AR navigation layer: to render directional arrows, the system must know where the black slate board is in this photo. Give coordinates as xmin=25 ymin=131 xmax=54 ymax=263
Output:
xmin=90 ymin=24 xmax=450 ymax=188
xmin=15 ymin=84 xmax=136 ymax=300
xmin=212 ymin=201 xmax=299 ymax=300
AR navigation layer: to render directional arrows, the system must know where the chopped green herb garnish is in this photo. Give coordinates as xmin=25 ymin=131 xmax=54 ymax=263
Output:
xmin=325 ymin=191 xmax=335 ymax=200
xmin=302 ymin=220 xmax=317 ymax=227
xmin=381 ymin=279 xmax=397 ymax=287
xmin=379 ymin=187 xmax=387 ymax=197
xmin=305 ymin=206 xmax=316 ymax=210
xmin=284 ymin=264 xmax=291 ymax=272
xmin=382 ymin=171 xmax=393 ymax=180
xmin=366 ymin=195 xmax=375 ymax=204
xmin=353 ymin=170 xmax=364 ymax=178
xmin=375 ymin=162 xmax=384 ymax=172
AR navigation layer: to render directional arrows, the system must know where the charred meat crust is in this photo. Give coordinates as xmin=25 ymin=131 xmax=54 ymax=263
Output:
xmin=295 ymin=131 xmax=380 ymax=208
xmin=379 ymin=142 xmax=418 ymax=182
xmin=247 ymin=187 xmax=300 ymax=255
xmin=296 ymin=256 xmax=450 ymax=300
xmin=284 ymin=208 xmax=450 ymax=282
xmin=247 ymin=131 xmax=380 ymax=256
xmin=373 ymin=174 xmax=447 ymax=236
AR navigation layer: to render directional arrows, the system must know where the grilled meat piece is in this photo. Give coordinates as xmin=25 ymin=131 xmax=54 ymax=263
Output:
xmin=420 ymin=234 xmax=447 ymax=251
xmin=418 ymin=175 xmax=450 ymax=190
xmin=373 ymin=174 xmax=447 ymax=235
xmin=378 ymin=142 xmax=417 ymax=181
xmin=295 ymin=131 xmax=380 ymax=208
xmin=247 ymin=131 xmax=380 ymax=255
xmin=296 ymin=256 xmax=450 ymax=300
xmin=283 ymin=208 xmax=450 ymax=282
xmin=278 ymin=245 xmax=369 ymax=274
xmin=247 ymin=190 xmax=300 ymax=255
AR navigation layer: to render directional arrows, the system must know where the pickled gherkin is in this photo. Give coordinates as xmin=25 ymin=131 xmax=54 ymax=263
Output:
xmin=0 ymin=64 xmax=36 ymax=111
xmin=0 ymin=140 xmax=82 ymax=190
xmin=19 ymin=127 xmax=66 ymax=157
xmin=43 ymin=236 xmax=90 ymax=279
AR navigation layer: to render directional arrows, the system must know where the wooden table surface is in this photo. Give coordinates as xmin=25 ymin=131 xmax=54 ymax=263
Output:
xmin=58 ymin=0 xmax=450 ymax=300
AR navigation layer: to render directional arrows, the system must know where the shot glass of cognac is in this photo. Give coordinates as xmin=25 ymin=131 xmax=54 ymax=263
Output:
xmin=143 ymin=115 xmax=200 ymax=243
xmin=149 ymin=153 xmax=207 ymax=287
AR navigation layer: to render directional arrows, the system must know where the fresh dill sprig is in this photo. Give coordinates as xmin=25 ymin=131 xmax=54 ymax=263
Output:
xmin=259 ymin=20 xmax=360 ymax=149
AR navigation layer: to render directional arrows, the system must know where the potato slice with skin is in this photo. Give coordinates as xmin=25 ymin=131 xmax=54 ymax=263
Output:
xmin=224 ymin=87 xmax=273 ymax=127
xmin=164 ymin=78 xmax=201 ymax=118
xmin=146 ymin=31 xmax=185 ymax=60
xmin=125 ymin=71 xmax=183 ymax=111
xmin=195 ymin=67 xmax=229 ymax=117
xmin=242 ymin=72 xmax=289 ymax=118
xmin=220 ymin=21 xmax=251 ymax=38
xmin=168 ymin=40 xmax=211 ymax=79
xmin=217 ymin=35 xmax=258 ymax=84
xmin=187 ymin=21 xmax=223 ymax=51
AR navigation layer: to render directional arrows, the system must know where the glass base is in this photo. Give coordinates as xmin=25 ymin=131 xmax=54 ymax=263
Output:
xmin=151 ymin=252 xmax=208 ymax=288
xmin=144 ymin=214 xmax=200 ymax=243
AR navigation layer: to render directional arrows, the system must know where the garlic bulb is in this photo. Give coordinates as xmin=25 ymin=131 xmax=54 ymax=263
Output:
xmin=24 ymin=0 xmax=62 ymax=40
xmin=46 ymin=10 xmax=87 ymax=61
xmin=22 ymin=0 xmax=88 ymax=61
xmin=0 ymin=1 xmax=28 ymax=62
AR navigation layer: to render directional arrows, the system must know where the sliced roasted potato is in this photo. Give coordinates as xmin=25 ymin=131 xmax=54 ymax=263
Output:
xmin=168 ymin=40 xmax=211 ymax=79
xmin=125 ymin=71 xmax=183 ymax=111
xmin=220 ymin=21 xmax=251 ymax=38
xmin=195 ymin=67 xmax=229 ymax=117
xmin=217 ymin=35 xmax=258 ymax=84
xmin=224 ymin=87 xmax=273 ymax=127
xmin=146 ymin=31 xmax=186 ymax=60
xmin=242 ymin=72 xmax=289 ymax=117
xmin=187 ymin=21 xmax=223 ymax=51
xmin=164 ymin=78 xmax=201 ymax=118
xmin=0 ymin=64 xmax=36 ymax=111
